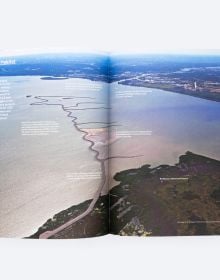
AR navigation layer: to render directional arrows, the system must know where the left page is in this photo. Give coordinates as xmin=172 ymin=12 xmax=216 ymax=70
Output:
xmin=0 ymin=52 xmax=110 ymax=239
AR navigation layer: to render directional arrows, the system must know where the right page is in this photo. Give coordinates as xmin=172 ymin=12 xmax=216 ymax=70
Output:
xmin=109 ymin=53 xmax=220 ymax=236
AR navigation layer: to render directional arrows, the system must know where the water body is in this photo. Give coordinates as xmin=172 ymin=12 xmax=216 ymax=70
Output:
xmin=1 ymin=76 xmax=220 ymax=237
xmin=0 ymin=76 xmax=108 ymax=237
xmin=110 ymin=82 xmax=220 ymax=185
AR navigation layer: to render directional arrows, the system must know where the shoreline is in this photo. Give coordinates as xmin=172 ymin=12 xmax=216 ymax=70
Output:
xmin=118 ymin=79 xmax=220 ymax=103
xmin=29 ymin=151 xmax=220 ymax=238
xmin=3 ymin=73 xmax=219 ymax=103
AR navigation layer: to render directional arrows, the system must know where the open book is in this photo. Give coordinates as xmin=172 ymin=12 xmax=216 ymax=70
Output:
xmin=0 ymin=52 xmax=220 ymax=238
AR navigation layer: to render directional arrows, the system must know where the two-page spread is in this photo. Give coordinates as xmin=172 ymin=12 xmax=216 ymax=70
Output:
xmin=0 ymin=52 xmax=220 ymax=238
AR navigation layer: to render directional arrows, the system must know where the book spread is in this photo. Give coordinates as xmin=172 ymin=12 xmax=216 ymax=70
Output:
xmin=0 ymin=52 xmax=220 ymax=238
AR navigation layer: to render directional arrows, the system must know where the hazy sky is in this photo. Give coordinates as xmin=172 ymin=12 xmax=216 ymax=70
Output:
xmin=0 ymin=0 xmax=219 ymax=55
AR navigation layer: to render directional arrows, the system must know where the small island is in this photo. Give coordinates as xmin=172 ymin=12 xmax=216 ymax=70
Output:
xmin=41 ymin=76 xmax=69 ymax=80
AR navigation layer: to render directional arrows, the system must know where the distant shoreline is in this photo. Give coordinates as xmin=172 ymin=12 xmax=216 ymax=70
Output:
xmin=1 ymin=73 xmax=220 ymax=102
xmin=40 ymin=76 xmax=68 ymax=80
xmin=118 ymin=79 xmax=220 ymax=103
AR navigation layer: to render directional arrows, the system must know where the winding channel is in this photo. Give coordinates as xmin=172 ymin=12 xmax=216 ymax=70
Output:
xmin=28 ymin=95 xmax=142 ymax=238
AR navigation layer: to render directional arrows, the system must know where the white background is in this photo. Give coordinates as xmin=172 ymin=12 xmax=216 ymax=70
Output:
xmin=0 ymin=0 xmax=220 ymax=279
xmin=0 ymin=0 xmax=220 ymax=54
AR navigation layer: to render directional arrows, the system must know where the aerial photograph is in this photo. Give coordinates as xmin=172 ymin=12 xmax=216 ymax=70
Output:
xmin=0 ymin=52 xmax=220 ymax=238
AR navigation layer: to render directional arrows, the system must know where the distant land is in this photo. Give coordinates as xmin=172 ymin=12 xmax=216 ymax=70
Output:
xmin=0 ymin=53 xmax=109 ymax=82
xmin=110 ymin=54 xmax=220 ymax=102
xmin=41 ymin=76 xmax=68 ymax=80
xmin=0 ymin=53 xmax=220 ymax=102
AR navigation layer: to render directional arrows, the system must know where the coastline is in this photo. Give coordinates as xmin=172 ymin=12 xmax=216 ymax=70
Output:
xmin=29 ymin=151 xmax=220 ymax=238
xmin=2 ymin=72 xmax=219 ymax=102
xmin=118 ymin=79 xmax=220 ymax=103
